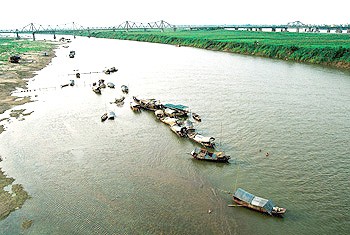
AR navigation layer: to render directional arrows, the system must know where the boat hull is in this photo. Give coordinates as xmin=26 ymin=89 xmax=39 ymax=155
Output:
xmin=233 ymin=197 xmax=286 ymax=216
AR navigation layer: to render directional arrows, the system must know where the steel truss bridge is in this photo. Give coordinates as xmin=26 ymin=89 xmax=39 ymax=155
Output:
xmin=0 ymin=20 xmax=349 ymax=40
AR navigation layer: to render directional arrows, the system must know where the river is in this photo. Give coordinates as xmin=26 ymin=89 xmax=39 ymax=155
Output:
xmin=0 ymin=35 xmax=349 ymax=234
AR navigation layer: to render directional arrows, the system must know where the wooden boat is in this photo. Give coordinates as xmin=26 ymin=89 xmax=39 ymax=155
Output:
xmin=163 ymin=103 xmax=189 ymax=118
xmin=160 ymin=117 xmax=179 ymax=126
xmin=98 ymin=79 xmax=106 ymax=88
xmin=92 ymin=85 xmax=101 ymax=94
xmin=101 ymin=113 xmax=108 ymax=122
xmin=69 ymin=50 xmax=75 ymax=58
xmin=170 ymin=124 xmax=187 ymax=137
xmin=154 ymin=110 xmax=165 ymax=119
xmin=232 ymin=188 xmax=286 ymax=216
xmin=192 ymin=112 xmax=201 ymax=122
xmin=132 ymin=96 xmax=163 ymax=111
xmin=121 ymin=85 xmax=129 ymax=93
xmin=191 ymin=147 xmax=230 ymax=162
xmin=188 ymin=133 xmax=215 ymax=148
xmin=130 ymin=102 xmax=141 ymax=112
xmin=114 ymin=96 xmax=125 ymax=103
xmin=104 ymin=67 xmax=118 ymax=74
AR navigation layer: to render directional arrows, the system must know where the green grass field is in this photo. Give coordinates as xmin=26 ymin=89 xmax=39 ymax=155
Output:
xmin=0 ymin=38 xmax=53 ymax=62
xmin=76 ymin=29 xmax=350 ymax=69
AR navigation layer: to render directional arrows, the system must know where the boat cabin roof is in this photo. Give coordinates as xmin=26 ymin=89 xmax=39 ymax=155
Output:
xmin=234 ymin=188 xmax=275 ymax=214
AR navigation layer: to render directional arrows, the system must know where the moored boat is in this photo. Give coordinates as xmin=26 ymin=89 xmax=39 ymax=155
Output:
xmin=121 ymin=85 xmax=129 ymax=93
xmin=188 ymin=133 xmax=215 ymax=148
xmin=92 ymin=85 xmax=101 ymax=94
xmin=101 ymin=113 xmax=108 ymax=122
xmin=108 ymin=111 xmax=116 ymax=120
xmin=130 ymin=102 xmax=141 ymax=112
xmin=191 ymin=147 xmax=230 ymax=162
xmin=170 ymin=124 xmax=187 ymax=137
xmin=192 ymin=112 xmax=201 ymax=122
xmin=232 ymin=188 xmax=286 ymax=216
xmin=107 ymin=82 xmax=115 ymax=88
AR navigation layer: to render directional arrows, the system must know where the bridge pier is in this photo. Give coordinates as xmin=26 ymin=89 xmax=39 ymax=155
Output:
xmin=15 ymin=29 xmax=20 ymax=39
xmin=53 ymin=32 xmax=56 ymax=39
xmin=272 ymin=28 xmax=276 ymax=32
xmin=32 ymin=32 xmax=36 ymax=41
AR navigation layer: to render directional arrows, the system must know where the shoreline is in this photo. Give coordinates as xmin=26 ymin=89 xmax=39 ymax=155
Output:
xmin=0 ymin=37 xmax=57 ymax=223
xmin=76 ymin=30 xmax=350 ymax=71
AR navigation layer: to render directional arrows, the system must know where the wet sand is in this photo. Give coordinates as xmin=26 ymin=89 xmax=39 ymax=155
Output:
xmin=0 ymin=39 xmax=57 ymax=222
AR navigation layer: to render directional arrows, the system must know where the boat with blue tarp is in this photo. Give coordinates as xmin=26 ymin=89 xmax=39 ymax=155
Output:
xmin=233 ymin=188 xmax=286 ymax=216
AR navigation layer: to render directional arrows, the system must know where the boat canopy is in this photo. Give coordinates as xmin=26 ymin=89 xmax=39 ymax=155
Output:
xmin=234 ymin=188 xmax=275 ymax=214
xmin=193 ymin=134 xmax=215 ymax=143
xmin=164 ymin=103 xmax=189 ymax=111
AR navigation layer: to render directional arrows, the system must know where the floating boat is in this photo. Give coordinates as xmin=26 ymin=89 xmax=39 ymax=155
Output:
xmin=107 ymin=82 xmax=115 ymax=88
xmin=101 ymin=113 xmax=108 ymax=122
xmin=232 ymin=188 xmax=286 ymax=216
xmin=160 ymin=117 xmax=179 ymax=126
xmin=92 ymin=85 xmax=101 ymax=94
xmin=133 ymin=96 xmax=163 ymax=111
xmin=60 ymin=80 xmax=75 ymax=88
xmin=69 ymin=50 xmax=75 ymax=58
xmin=163 ymin=103 xmax=189 ymax=117
xmin=130 ymin=102 xmax=141 ymax=112
xmin=170 ymin=124 xmax=187 ymax=137
xmin=121 ymin=85 xmax=129 ymax=93
xmin=114 ymin=96 xmax=125 ymax=103
xmin=98 ymin=79 xmax=106 ymax=88
xmin=154 ymin=110 xmax=165 ymax=119
xmin=107 ymin=111 xmax=116 ymax=120
xmin=104 ymin=67 xmax=118 ymax=74
xmin=191 ymin=147 xmax=230 ymax=162
xmin=192 ymin=112 xmax=201 ymax=122
xmin=188 ymin=133 xmax=215 ymax=148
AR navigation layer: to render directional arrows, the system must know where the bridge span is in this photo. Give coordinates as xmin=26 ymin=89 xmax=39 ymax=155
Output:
xmin=1 ymin=20 xmax=349 ymax=40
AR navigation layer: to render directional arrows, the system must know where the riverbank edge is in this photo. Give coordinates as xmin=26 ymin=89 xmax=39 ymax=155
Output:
xmin=0 ymin=38 xmax=58 ymax=223
xmin=79 ymin=31 xmax=350 ymax=70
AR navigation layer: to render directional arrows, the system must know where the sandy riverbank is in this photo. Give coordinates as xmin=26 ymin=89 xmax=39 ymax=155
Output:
xmin=0 ymin=38 xmax=57 ymax=224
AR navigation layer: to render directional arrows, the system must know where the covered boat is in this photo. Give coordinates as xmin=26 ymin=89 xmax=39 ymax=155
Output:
xmin=191 ymin=147 xmax=230 ymax=163
xmin=121 ymin=85 xmax=129 ymax=93
xmin=107 ymin=111 xmax=116 ymax=120
xmin=170 ymin=124 xmax=187 ymax=137
xmin=107 ymin=82 xmax=115 ymax=88
xmin=163 ymin=103 xmax=189 ymax=117
xmin=133 ymin=96 xmax=163 ymax=111
xmin=92 ymin=85 xmax=101 ymax=94
xmin=233 ymin=188 xmax=286 ymax=216
xmin=130 ymin=102 xmax=141 ymax=112
xmin=160 ymin=117 xmax=179 ymax=126
xmin=188 ymin=133 xmax=215 ymax=148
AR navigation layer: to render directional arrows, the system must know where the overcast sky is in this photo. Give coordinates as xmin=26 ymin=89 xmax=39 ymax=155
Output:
xmin=1 ymin=0 xmax=349 ymax=29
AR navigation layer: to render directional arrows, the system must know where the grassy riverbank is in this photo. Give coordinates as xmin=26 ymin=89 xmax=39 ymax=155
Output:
xmin=77 ymin=29 xmax=350 ymax=70
xmin=0 ymin=37 xmax=57 ymax=223
xmin=0 ymin=38 xmax=57 ymax=117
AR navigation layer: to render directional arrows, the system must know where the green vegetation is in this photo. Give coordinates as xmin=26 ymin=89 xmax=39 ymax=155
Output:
xmin=0 ymin=38 xmax=53 ymax=62
xmin=76 ymin=29 xmax=350 ymax=69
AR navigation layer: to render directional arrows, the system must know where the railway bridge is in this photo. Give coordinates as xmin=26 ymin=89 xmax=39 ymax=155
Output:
xmin=0 ymin=20 xmax=349 ymax=41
